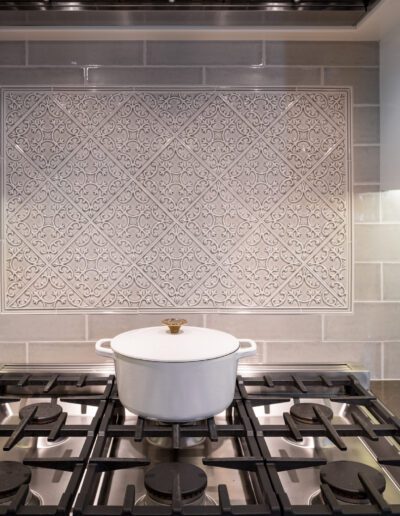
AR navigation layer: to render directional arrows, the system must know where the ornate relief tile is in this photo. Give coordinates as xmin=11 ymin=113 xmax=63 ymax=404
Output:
xmin=186 ymin=267 xmax=255 ymax=309
xmin=51 ymin=225 xmax=130 ymax=308
xmin=181 ymin=181 xmax=257 ymax=261
xmin=137 ymin=225 xmax=217 ymax=305
xmin=264 ymin=95 xmax=342 ymax=174
xmin=269 ymin=266 xmax=344 ymax=309
xmin=137 ymin=139 xmax=213 ymax=219
xmin=5 ymin=146 xmax=47 ymax=215
xmin=51 ymin=139 xmax=129 ymax=219
xmin=54 ymin=92 xmax=127 ymax=133
xmin=139 ymin=92 xmax=212 ymax=134
xmin=8 ymin=94 xmax=86 ymax=175
xmin=8 ymin=179 xmax=85 ymax=263
xmin=179 ymin=94 xmax=258 ymax=174
xmin=2 ymin=88 xmax=351 ymax=312
xmin=95 ymin=94 xmax=172 ymax=173
xmin=94 ymin=184 xmax=173 ymax=260
xmin=224 ymin=145 xmax=302 ymax=219
xmin=265 ymin=180 xmax=344 ymax=262
xmin=222 ymin=224 xmax=301 ymax=306
xmin=221 ymin=91 xmax=297 ymax=132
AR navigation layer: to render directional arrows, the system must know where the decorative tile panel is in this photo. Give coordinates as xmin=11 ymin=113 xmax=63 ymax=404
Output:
xmin=1 ymin=88 xmax=352 ymax=312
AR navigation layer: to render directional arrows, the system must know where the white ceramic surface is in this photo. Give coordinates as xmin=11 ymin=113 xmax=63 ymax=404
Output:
xmin=95 ymin=326 xmax=256 ymax=421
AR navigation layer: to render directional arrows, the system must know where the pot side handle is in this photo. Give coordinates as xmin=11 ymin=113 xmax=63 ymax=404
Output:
xmin=236 ymin=339 xmax=257 ymax=359
xmin=95 ymin=338 xmax=114 ymax=359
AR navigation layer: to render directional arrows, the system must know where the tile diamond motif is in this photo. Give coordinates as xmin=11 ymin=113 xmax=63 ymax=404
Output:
xmin=2 ymin=88 xmax=351 ymax=312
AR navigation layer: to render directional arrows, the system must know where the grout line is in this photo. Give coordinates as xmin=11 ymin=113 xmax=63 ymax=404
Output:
xmin=202 ymin=313 xmax=207 ymax=328
xmin=380 ymin=263 xmax=384 ymax=301
xmin=85 ymin=314 xmax=89 ymax=341
xmin=381 ymin=341 xmax=385 ymax=380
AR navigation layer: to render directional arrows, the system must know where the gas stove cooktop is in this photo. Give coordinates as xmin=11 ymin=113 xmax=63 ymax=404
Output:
xmin=0 ymin=363 xmax=399 ymax=516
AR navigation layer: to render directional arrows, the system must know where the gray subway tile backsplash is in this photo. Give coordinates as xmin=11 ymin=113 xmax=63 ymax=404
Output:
xmin=353 ymin=106 xmax=380 ymax=144
xmin=87 ymin=67 xmax=203 ymax=85
xmin=147 ymin=41 xmax=263 ymax=65
xmin=0 ymin=314 xmax=86 ymax=341
xmin=324 ymin=67 xmax=379 ymax=104
xmin=353 ymin=146 xmax=380 ymax=184
xmin=355 ymin=224 xmax=400 ymax=262
xmin=28 ymin=41 xmax=144 ymax=66
xmin=264 ymin=41 xmax=379 ymax=66
xmin=0 ymin=67 xmax=84 ymax=86
xmin=205 ymin=66 xmax=322 ymax=86
xmin=324 ymin=303 xmax=400 ymax=342
xmin=0 ymin=42 xmax=25 ymax=66
xmin=0 ymin=39 xmax=395 ymax=379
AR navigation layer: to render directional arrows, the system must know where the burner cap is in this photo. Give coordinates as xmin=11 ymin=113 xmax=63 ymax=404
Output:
xmin=19 ymin=403 xmax=62 ymax=424
xmin=320 ymin=461 xmax=386 ymax=503
xmin=290 ymin=403 xmax=333 ymax=424
xmin=0 ymin=462 xmax=31 ymax=499
xmin=144 ymin=463 xmax=207 ymax=505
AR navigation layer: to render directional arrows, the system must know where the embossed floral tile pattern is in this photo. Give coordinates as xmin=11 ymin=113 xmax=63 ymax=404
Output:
xmin=2 ymin=88 xmax=351 ymax=312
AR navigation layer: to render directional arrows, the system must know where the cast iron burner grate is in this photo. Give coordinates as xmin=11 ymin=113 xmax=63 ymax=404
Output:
xmin=320 ymin=461 xmax=386 ymax=504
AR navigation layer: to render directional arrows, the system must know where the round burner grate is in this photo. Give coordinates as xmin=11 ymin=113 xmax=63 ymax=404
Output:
xmin=290 ymin=403 xmax=333 ymax=424
xmin=320 ymin=461 xmax=386 ymax=504
xmin=144 ymin=463 xmax=207 ymax=505
xmin=19 ymin=403 xmax=62 ymax=425
xmin=0 ymin=462 xmax=31 ymax=500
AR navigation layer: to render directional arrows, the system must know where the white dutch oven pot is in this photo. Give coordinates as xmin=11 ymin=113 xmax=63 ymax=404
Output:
xmin=95 ymin=318 xmax=257 ymax=422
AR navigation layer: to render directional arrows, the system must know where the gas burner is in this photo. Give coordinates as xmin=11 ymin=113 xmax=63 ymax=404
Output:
xmin=19 ymin=402 xmax=62 ymax=424
xmin=0 ymin=461 xmax=42 ymax=506
xmin=143 ymin=463 xmax=208 ymax=505
xmin=290 ymin=403 xmax=333 ymax=424
xmin=283 ymin=403 xmax=335 ymax=448
xmin=320 ymin=461 xmax=386 ymax=504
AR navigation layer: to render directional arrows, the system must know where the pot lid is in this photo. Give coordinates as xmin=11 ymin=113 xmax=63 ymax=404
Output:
xmin=111 ymin=322 xmax=239 ymax=362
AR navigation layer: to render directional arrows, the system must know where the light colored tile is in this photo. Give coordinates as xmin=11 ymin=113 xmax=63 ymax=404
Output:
xmin=383 ymin=264 xmax=400 ymax=300
xmin=0 ymin=342 xmax=27 ymax=364
xmin=353 ymin=146 xmax=380 ymax=184
xmin=265 ymin=41 xmax=379 ymax=66
xmin=354 ymin=185 xmax=380 ymax=222
xmin=206 ymin=314 xmax=322 ymax=341
xmin=324 ymin=303 xmax=400 ymax=341
xmin=88 ymin=313 xmax=204 ymax=340
xmin=28 ymin=41 xmax=144 ymax=65
xmin=0 ymin=67 xmax=84 ymax=85
xmin=354 ymin=106 xmax=380 ymax=144
xmin=0 ymin=42 xmax=25 ymax=66
xmin=324 ymin=67 xmax=379 ymax=104
xmin=381 ymin=190 xmax=400 ymax=222
xmin=355 ymin=224 xmax=400 ymax=261
xmin=0 ymin=314 xmax=86 ymax=341
xmin=87 ymin=67 xmax=202 ymax=85
xmin=147 ymin=41 xmax=262 ymax=65
xmin=267 ymin=341 xmax=381 ymax=379
xmin=355 ymin=263 xmax=381 ymax=301
xmin=205 ymin=66 xmax=321 ymax=86
xmin=28 ymin=341 xmax=108 ymax=364
xmin=383 ymin=342 xmax=400 ymax=379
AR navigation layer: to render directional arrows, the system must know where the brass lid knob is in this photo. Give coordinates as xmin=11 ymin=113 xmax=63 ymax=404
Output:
xmin=161 ymin=318 xmax=187 ymax=334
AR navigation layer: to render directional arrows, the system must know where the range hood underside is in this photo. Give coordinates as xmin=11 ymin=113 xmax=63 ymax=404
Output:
xmin=0 ymin=0 xmax=381 ymax=27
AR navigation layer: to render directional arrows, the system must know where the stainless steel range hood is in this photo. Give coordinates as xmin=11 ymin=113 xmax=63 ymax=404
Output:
xmin=0 ymin=0 xmax=382 ymax=27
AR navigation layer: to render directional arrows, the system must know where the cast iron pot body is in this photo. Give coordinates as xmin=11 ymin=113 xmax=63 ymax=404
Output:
xmin=95 ymin=325 xmax=257 ymax=422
